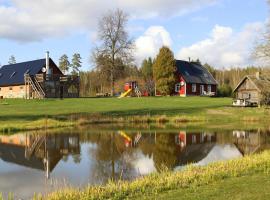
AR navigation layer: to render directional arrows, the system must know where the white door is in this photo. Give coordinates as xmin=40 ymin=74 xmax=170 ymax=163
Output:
xmin=200 ymin=85 xmax=204 ymax=95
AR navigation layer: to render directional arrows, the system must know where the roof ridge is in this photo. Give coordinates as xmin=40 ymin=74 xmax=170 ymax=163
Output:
xmin=2 ymin=58 xmax=45 ymax=67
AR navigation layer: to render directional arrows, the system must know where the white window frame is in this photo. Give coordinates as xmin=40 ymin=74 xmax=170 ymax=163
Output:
xmin=208 ymin=85 xmax=211 ymax=92
xmin=175 ymin=83 xmax=181 ymax=93
xmin=192 ymin=84 xmax=196 ymax=93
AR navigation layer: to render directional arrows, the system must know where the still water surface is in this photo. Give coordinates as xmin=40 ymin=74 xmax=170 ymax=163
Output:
xmin=0 ymin=126 xmax=269 ymax=199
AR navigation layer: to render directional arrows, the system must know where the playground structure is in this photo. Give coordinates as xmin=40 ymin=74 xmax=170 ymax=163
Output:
xmin=118 ymin=81 xmax=142 ymax=98
xmin=118 ymin=131 xmax=142 ymax=147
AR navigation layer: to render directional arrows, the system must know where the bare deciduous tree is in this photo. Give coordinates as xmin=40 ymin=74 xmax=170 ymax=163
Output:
xmin=254 ymin=1 xmax=270 ymax=62
xmin=93 ymin=9 xmax=134 ymax=96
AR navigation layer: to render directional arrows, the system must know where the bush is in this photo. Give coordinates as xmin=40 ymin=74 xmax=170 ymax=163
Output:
xmin=217 ymin=84 xmax=232 ymax=97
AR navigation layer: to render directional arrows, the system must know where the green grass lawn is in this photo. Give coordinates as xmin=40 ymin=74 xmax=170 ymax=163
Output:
xmin=0 ymin=96 xmax=269 ymax=132
xmin=0 ymin=97 xmax=231 ymax=118
xmin=144 ymin=173 xmax=270 ymax=200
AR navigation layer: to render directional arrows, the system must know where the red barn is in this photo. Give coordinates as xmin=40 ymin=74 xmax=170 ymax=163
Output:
xmin=175 ymin=60 xmax=218 ymax=96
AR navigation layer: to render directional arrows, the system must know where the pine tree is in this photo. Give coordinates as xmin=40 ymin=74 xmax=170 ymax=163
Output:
xmin=141 ymin=57 xmax=153 ymax=80
xmin=8 ymin=55 xmax=16 ymax=64
xmin=141 ymin=57 xmax=155 ymax=96
xmin=153 ymin=46 xmax=176 ymax=95
xmin=59 ymin=54 xmax=70 ymax=75
xmin=71 ymin=53 xmax=82 ymax=75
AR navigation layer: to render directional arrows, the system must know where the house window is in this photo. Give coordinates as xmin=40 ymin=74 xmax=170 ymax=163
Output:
xmin=10 ymin=72 xmax=16 ymax=78
xmin=25 ymin=69 xmax=30 ymax=74
xmin=208 ymin=85 xmax=211 ymax=92
xmin=9 ymin=87 xmax=13 ymax=91
xmin=175 ymin=83 xmax=181 ymax=93
xmin=192 ymin=84 xmax=196 ymax=92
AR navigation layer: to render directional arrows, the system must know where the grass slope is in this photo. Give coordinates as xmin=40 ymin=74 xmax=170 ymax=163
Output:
xmin=153 ymin=173 xmax=270 ymax=200
xmin=43 ymin=150 xmax=270 ymax=200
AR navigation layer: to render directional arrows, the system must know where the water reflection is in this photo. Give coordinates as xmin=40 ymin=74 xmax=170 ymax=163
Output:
xmin=0 ymin=128 xmax=270 ymax=198
xmin=0 ymin=134 xmax=80 ymax=179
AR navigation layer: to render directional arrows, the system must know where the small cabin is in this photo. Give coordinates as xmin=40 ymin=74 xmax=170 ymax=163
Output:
xmin=233 ymin=72 xmax=270 ymax=107
xmin=0 ymin=52 xmax=80 ymax=99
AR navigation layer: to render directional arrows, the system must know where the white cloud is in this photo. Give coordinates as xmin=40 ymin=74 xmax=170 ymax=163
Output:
xmin=135 ymin=26 xmax=172 ymax=65
xmin=0 ymin=0 xmax=216 ymax=42
xmin=177 ymin=22 xmax=264 ymax=68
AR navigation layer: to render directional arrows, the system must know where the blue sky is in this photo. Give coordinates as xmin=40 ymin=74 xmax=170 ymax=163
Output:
xmin=0 ymin=0 xmax=268 ymax=70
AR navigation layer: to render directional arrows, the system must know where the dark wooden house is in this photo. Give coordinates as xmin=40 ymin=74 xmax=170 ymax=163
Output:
xmin=175 ymin=60 xmax=218 ymax=96
xmin=233 ymin=72 xmax=270 ymax=106
xmin=0 ymin=52 xmax=79 ymax=99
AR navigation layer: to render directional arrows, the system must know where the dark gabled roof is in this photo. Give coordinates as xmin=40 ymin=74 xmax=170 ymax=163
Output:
xmin=0 ymin=143 xmax=61 ymax=172
xmin=233 ymin=75 xmax=270 ymax=93
xmin=177 ymin=143 xmax=215 ymax=166
xmin=0 ymin=58 xmax=56 ymax=87
xmin=176 ymin=60 xmax=218 ymax=85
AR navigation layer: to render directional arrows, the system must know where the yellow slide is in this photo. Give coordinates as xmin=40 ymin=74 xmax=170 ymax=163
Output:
xmin=118 ymin=89 xmax=132 ymax=98
xmin=118 ymin=131 xmax=132 ymax=142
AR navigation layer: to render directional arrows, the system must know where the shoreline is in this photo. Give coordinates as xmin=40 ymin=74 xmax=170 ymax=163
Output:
xmin=44 ymin=150 xmax=270 ymax=200
xmin=1 ymin=110 xmax=270 ymax=133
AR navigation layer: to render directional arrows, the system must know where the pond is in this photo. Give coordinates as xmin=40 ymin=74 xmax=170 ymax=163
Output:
xmin=0 ymin=125 xmax=270 ymax=199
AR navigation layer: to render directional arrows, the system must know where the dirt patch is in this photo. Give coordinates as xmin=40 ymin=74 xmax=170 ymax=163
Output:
xmin=207 ymin=109 xmax=230 ymax=115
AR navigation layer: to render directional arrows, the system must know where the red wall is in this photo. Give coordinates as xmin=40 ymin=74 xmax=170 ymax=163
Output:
xmin=177 ymin=76 xmax=217 ymax=96
xmin=179 ymin=76 xmax=186 ymax=96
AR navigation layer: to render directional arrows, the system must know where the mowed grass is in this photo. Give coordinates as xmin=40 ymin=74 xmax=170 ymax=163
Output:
xmin=0 ymin=96 xmax=269 ymax=132
xmin=0 ymin=97 xmax=231 ymax=117
xmin=147 ymin=173 xmax=270 ymax=200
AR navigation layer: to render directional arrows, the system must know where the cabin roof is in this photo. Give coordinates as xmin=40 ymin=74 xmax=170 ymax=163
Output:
xmin=0 ymin=58 xmax=58 ymax=87
xmin=176 ymin=60 xmax=218 ymax=85
xmin=233 ymin=75 xmax=270 ymax=93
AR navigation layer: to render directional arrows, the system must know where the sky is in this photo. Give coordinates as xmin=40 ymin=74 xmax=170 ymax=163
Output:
xmin=0 ymin=0 xmax=268 ymax=70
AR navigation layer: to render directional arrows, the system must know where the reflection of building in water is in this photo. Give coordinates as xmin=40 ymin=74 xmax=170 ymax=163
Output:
xmin=176 ymin=131 xmax=216 ymax=148
xmin=0 ymin=133 xmax=80 ymax=178
xmin=233 ymin=130 xmax=270 ymax=155
xmin=175 ymin=131 xmax=217 ymax=166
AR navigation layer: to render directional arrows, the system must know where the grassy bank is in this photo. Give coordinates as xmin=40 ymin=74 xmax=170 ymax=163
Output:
xmin=43 ymin=150 xmax=270 ymax=200
xmin=1 ymin=97 xmax=270 ymax=132
xmin=154 ymin=173 xmax=270 ymax=200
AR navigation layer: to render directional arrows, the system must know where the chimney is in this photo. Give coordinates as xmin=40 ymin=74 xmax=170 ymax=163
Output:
xmin=45 ymin=51 xmax=50 ymax=75
xmin=256 ymin=71 xmax=261 ymax=80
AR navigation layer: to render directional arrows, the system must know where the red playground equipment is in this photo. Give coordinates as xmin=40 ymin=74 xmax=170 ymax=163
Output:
xmin=118 ymin=81 xmax=141 ymax=98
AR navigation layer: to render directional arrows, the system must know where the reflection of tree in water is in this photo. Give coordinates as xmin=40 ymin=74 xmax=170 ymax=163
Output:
xmin=138 ymin=134 xmax=155 ymax=157
xmin=62 ymin=155 xmax=68 ymax=162
xmin=89 ymin=133 xmax=136 ymax=184
xmin=72 ymin=154 xmax=81 ymax=163
xmin=153 ymin=134 xmax=179 ymax=171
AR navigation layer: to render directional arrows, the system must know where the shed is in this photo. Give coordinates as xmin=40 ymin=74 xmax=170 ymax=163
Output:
xmin=233 ymin=73 xmax=270 ymax=106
